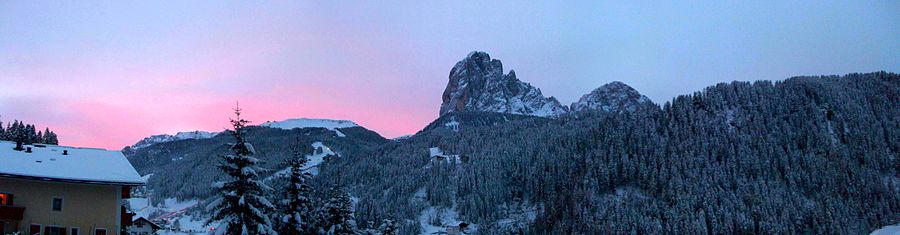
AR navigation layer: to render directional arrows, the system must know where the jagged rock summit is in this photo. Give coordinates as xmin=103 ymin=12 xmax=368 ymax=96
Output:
xmin=571 ymin=81 xmax=652 ymax=114
xmin=439 ymin=51 xmax=568 ymax=117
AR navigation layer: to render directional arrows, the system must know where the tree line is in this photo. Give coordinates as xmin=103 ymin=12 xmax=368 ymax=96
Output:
xmin=0 ymin=119 xmax=59 ymax=145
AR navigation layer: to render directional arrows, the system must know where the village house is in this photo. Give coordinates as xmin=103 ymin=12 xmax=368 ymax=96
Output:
xmin=0 ymin=141 xmax=144 ymax=235
xmin=125 ymin=217 xmax=161 ymax=235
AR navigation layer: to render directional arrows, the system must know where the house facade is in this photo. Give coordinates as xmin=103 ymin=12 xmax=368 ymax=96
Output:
xmin=0 ymin=141 xmax=144 ymax=235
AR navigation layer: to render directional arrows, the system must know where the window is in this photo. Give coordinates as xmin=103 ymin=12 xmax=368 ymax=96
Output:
xmin=71 ymin=228 xmax=80 ymax=235
xmin=94 ymin=228 xmax=106 ymax=235
xmin=45 ymin=226 xmax=66 ymax=235
xmin=0 ymin=193 xmax=12 ymax=205
xmin=51 ymin=197 xmax=63 ymax=211
xmin=30 ymin=224 xmax=41 ymax=235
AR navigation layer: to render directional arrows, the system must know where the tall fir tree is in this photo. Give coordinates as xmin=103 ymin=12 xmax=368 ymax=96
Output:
xmin=278 ymin=142 xmax=315 ymax=235
xmin=379 ymin=218 xmax=398 ymax=235
xmin=207 ymin=105 xmax=277 ymax=235
xmin=45 ymin=130 xmax=58 ymax=145
xmin=322 ymin=187 xmax=357 ymax=235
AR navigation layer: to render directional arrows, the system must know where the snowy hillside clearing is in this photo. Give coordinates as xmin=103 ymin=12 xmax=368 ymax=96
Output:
xmin=267 ymin=141 xmax=337 ymax=179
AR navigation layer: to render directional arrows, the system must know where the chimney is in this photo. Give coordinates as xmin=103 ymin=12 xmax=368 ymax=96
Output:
xmin=63 ymin=150 xmax=68 ymax=155
xmin=25 ymin=147 xmax=32 ymax=153
xmin=14 ymin=141 xmax=24 ymax=151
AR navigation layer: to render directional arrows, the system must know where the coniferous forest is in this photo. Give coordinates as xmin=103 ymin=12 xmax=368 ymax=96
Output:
xmin=0 ymin=119 xmax=59 ymax=145
xmin=313 ymin=72 xmax=899 ymax=234
xmin=127 ymin=72 xmax=900 ymax=234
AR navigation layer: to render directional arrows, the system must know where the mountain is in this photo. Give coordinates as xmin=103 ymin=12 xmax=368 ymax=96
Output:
xmin=125 ymin=121 xmax=389 ymax=201
xmin=125 ymin=118 xmax=358 ymax=153
xmin=123 ymin=130 xmax=217 ymax=153
xmin=570 ymin=81 xmax=653 ymax=114
xmin=125 ymin=67 xmax=899 ymax=234
xmin=439 ymin=51 xmax=567 ymax=117
xmin=318 ymin=71 xmax=899 ymax=234
xmin=260 ymin=118 xmax=359 ymax=137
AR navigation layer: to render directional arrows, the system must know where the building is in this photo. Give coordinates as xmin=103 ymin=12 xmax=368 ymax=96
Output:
xmin=125 ymin=217 xmax=161 ymax=235
xmin=0 ymin=141 xmax=145 ymax=235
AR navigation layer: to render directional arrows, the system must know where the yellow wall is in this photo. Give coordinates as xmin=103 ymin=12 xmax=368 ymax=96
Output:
xmin=0 ymin=177 xmax=121 ymax=235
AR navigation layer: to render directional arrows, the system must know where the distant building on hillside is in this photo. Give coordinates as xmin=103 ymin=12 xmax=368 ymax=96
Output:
xmin=0 ymin=141 xmax=145 ymax=235
xmin=125 ymin=217 xmax=162 ymax=235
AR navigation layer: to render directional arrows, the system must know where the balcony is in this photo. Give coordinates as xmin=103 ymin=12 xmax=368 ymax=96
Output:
xmin=0 ymin=205 xmax=25 ymax=220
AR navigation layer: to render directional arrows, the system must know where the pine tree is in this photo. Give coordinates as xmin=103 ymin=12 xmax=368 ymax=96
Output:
xmin=45 ymin=130 xmax=58 ymax=145
xmin=278 ymin=142 xmax=315 ymax=235
xmin=379 ymin=218 xmax=398 ymax=235
xmin=322 ymin=187 xmax=357 ymax=235
xmin=24 ymin=124 xmax=36 ymax=144
xmin=43 ymin=128 xmax=52 ymax=144
xmin=207 ymin=105 xmax=277 ymax=235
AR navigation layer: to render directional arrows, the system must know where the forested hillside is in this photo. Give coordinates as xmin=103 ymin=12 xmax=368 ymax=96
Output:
xmin=314 ymin=72 xmax=899 ymax=234
xmin=127 ymin=125 xmax=389 ymax=201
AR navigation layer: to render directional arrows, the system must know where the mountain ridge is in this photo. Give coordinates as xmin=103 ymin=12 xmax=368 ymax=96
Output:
xmin=439 ymin=51 xmax=655 ymax=118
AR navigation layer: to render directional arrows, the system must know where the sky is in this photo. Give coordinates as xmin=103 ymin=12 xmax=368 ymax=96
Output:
xmin=1 ymin=1 xmax=898 ymax=150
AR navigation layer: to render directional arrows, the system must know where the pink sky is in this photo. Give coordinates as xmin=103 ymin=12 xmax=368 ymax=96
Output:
xmin=2 ymin=2 xmax=897 ymax=150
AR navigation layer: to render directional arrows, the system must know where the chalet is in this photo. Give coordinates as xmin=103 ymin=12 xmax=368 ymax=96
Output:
xmin=125 ymin=217 xmax=161 ymax=235
xmin=0 ymin=141 xmax=144 ymax=235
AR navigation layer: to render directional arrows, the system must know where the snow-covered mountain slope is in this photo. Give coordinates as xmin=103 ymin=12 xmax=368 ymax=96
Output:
xmin=125 ymin=131 xmax=218 ymax=151
xmin=260 ymin=118 xmax=358 ymax=130
xmin=570 ymin=81 xmax=653 ymax=114
xmin=268 ymin=141 xmax=338 ymax=179
xmin=260 ymin=118 xmax=359 ymax=137
xmin=440 ymin=51 xmax=567 ymax=118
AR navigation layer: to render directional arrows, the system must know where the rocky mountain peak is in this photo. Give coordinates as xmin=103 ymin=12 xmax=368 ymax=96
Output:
xmin=439 ymin=51 xmax=567 ymax=117
xmin=571 ymin=81 xmax=652 ymax=114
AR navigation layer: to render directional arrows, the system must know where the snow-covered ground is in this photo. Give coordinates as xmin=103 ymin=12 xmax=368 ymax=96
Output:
xmin=260 ymin=118 xmax=358 ymax=137
xmin=126 ymin=197 xmax=216 ymax=234
xmin=393 ymin=134 xmax=413 ymax=141
xmin=267 ymin=141 xmax=337 ymax=179
xmin=418 ymin=207 xmax=461 ymax=235
xmin=129 ymin=131 xmax=218 ymax=150
xmin=418 ymin=206 xmax=477 ymax=235
xmin=872 ymin=224 xmax=900 ymax=235
xmin=127 ymin=197 xmax=199 ymax=220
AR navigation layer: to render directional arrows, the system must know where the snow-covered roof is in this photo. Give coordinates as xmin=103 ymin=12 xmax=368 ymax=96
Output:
xmin=0 ymin=141 xmax=144 ymax=185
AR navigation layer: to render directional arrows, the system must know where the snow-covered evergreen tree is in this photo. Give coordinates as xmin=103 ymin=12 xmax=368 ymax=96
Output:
xmin=207 ymin=105 xmax=277 ymax=235
xmin=379 ymin=218 xmax=398 ymax=235
xmin=322 ymin=187 xmax=357 ymax=235
xmin=278 ymin=143 xmax=315 ymax=235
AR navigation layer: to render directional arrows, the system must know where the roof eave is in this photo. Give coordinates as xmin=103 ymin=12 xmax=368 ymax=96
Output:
xmin=0 ymin=173 xmax=146 ymax=186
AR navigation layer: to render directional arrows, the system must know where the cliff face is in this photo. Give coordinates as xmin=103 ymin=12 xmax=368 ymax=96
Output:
xmin=439 ymin=51 xmax=567 ymax=117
